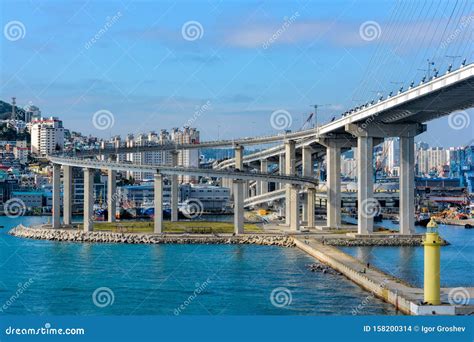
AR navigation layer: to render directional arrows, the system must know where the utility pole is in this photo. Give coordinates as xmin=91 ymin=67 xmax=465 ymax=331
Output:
xmin=11 ymin=97 xmax=16 ymax=121
xmin=418 ymin=59 xmax=435 ymax=79
xmin=309 ymin=104 xmax=331 ymax=131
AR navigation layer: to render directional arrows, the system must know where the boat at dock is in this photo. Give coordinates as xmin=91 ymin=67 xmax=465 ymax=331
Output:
xmin=415 ymin=212 xmax=431 ymax=227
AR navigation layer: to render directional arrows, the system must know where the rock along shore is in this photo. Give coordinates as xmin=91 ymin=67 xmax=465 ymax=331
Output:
xmin=9 ymin=225 xmax=295 ymax=247
xmin=320 ymin=236 xmax=449 ymax=246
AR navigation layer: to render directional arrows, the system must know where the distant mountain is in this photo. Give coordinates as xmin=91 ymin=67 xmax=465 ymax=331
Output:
xmin=0 ymin=100 xmax=26 ymax=121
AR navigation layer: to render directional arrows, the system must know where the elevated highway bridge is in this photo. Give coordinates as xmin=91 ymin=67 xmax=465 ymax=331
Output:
xmin=49 ymin=63 xmax=474 ymax=235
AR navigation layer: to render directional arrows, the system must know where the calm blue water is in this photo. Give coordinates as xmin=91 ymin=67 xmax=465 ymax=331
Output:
xmin=0 ymin=216 xmax=396 ymax=315
xmin=339 ymin=219 xmax=474 ymax=287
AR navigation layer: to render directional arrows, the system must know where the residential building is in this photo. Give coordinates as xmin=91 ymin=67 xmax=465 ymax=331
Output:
xmin=30 ymin=117 xmax=64 ymax=156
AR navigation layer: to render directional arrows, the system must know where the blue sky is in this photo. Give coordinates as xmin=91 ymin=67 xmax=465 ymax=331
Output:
xmin=1 ymin=0 xmax=473 ymax=147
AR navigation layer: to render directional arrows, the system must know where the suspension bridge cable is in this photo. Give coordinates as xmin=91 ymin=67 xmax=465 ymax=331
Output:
xmin=354 ymin=0 xmax=406 ymax=103
xmin=359 ymin=0 xmax=410 ymax=102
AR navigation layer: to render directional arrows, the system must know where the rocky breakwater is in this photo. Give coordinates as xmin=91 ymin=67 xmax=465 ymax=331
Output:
xmin=306 ymin=262 xmax=342 ymax=275
xmin=321 ymin=236 xmax=449 ymax=246
xmin=9 ymin=225 xmax=295 ymax=247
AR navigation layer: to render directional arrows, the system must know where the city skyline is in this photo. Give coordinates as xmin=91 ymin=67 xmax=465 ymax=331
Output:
xmin=1 ymin=0 xmax=473 ymax=147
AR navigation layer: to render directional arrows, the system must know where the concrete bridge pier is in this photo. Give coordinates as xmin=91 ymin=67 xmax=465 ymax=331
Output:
xmin=324 ymin=143 xmax=341 ymax=229
xmin=288 ymin=184 xmax=300 ymax=231
xmin=346 ymin=123 xmax=425 ymax=235
xmin=171 ymin=151 xmax=179 ymax=222
xmin=301 ymin=145 xmax=313 ymax=224
xmin=229 ymin=145 xmax=244 ymax=198
xmin=244 ymin=181 xmax=250 ymax=199
xmin=306 ymin=187 xmax=316 ymax=227
xmin=62 ymin=165 xmax=72 ymax=226
xmin=250 ymin=186 xmax=256 ymax=197
xmin=233 ymin=179 xmax=245 ymax=234
xmin=83 ymin=168 xmax=94 ymax=232
xmin=52 ymin=164 xmax=61 ymax=228
xmin=400 ymin=135 xmax=415 ymax=235
xmin=356 ymin=136 xmax=374 ymax=234
xmin=259 ymin=158 xmax=268 ymax=195
xmin=234 ymin=144 xmax=244 ymax=169
xmin=107 ymin=169 xmax=117 ymax=223
xmin=154 ymin=173 xmax=163 ymax=234
xmin=278 ymin=153 xmax=285 ymax=190
xmin=316 ymin=136 xmax=356 ymax=230
xmin=285 ymin=140 xmax=296 ymax=227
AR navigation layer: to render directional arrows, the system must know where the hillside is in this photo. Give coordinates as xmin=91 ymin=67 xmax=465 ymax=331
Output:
xmin=0 ymin=99 xmax=26 ymax=121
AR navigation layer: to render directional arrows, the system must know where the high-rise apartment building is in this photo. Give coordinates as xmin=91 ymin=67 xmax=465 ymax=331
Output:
xmin=30 ymin=117 xmax=64 ymax=156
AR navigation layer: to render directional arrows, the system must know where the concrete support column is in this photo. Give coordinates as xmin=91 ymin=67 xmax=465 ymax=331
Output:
xmin=52 ymin=164 xmax=61 ymax=228
xmin=244 ymin=181 xmax=250 ymax=199
xmin=302 ymin=146 xmax=313 ymax=177
xmin=63 ymin=165 xmax=72 ymax=226
xmin=326 ymin=145 xmax=341 ymax=228
xmin=234 ymin=145 xmax=244 ymax=170
xmin=260 ymin=159 xmax=268 ymax=195
xmin=357 ymin=136 xmax=374 ymax=234
xmin=230 ymin=145 xmax=244 ymax=199
xmin=285 ymin=140 xmax=296 ymax=226
xmin=83 ymin=168 xmax=94 ymax=232
xmin=400 ymin=136 xmax=415 ymax=235
xmin=289 ymin=185 xmax=300 ymax=231
xmin=301 ymin=146 xmax=313 ymax=222
xmin=250 ymin=186 xmax=256 ymax=198
xmin=284 ymin=140 xmax=296 ymax=175
xmin=154 ymin=173 xmax=163 ymax=234
xmin=278 ymin=154 xmax=285 ymax=189
xmin=233 ymin=180 xmax=245 ymax=234
xmin=306 ymin=188 xmax=316 ymax=227
xmin=107 ymin=169 xmax=117 ymax=223
xmin=171 ymin=151 xmax=179 ymax=222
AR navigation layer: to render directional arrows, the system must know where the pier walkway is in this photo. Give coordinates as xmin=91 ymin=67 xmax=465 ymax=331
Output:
xmin=294 ymin=236 xmax=474 ymax=315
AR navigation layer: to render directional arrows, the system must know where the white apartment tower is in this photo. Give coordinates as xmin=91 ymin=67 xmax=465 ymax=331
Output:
xmin=30 ymin=117 xmax=64 ymax=156
xmin=171 ymin=127 xmax=200 ymax=183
